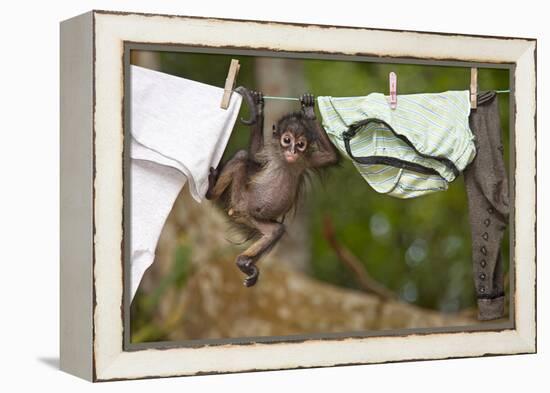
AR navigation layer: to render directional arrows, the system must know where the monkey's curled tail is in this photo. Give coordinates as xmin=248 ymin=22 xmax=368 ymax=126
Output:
xmin=234 ymin=86 xmax=258 ymax=125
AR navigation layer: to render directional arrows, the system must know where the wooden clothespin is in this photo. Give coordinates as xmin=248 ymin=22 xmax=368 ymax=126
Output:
xmin=470 ymin=67 xmax=478 ymax=109
xmin=389 ymin=71 xmax=397 ymax=110
xmin=220 ymin=59 xmax=240 ymax=109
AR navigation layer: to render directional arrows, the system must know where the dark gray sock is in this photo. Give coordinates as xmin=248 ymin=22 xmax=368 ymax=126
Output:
xmin=464 ymin=91 xmax=510 ymax=321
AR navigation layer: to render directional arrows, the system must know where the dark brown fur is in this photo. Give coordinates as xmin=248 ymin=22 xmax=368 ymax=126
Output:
xmin=206 ymin=87 xmax=340 ymax=286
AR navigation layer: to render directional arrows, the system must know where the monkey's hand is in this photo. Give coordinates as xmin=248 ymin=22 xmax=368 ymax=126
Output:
xmin=251 ymin=90 xmax=264 ymax=113
xmin=205 ymin=167 xmax=219 ymax=200
xmin=300 ymin=93 xmax=316 ymax=120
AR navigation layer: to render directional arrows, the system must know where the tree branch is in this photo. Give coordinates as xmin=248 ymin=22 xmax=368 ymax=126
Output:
xmin=322 ymin=216 xmax=398 ymax=301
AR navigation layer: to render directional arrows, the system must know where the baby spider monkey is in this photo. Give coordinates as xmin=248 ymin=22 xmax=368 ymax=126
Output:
xmin=206 ymin=87 xmax=340 ymax=287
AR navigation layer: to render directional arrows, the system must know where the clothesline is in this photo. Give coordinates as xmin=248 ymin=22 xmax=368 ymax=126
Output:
xmin=261 ymin=89 xmax=511 ymax=102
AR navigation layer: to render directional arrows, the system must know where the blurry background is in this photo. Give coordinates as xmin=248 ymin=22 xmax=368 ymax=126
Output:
xmin=129 ymin=50 xmax=510 ymax=344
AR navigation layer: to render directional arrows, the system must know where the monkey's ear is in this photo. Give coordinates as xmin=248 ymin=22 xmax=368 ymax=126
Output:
xmin=272 ymin=124 xmax=277 ymax=134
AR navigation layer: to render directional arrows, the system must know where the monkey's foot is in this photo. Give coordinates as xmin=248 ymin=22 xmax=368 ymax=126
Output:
xmin=205 ymin=167 xmax=219 ymax=200
xmin=236 ymin=255 xmax=260 ymax=287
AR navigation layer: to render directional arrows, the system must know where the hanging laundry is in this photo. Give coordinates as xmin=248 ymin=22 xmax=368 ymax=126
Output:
xmin=317 ymin=91 xmax=477 ymax=198
xmin=464 ymin=91 xmax=509 ymax=320
xmin=129 ymin=65 xmax=242 ymax=300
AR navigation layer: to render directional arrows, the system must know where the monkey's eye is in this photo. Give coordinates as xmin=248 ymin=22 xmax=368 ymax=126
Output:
xmin=281 ymin=136 xmax=292 ymax=146
xmin=296 ymin=141 xmax=307 ymax=151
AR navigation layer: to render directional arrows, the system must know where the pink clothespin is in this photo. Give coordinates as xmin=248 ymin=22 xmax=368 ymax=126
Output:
xmin=389 ymin=71 xmax=397 ymax=110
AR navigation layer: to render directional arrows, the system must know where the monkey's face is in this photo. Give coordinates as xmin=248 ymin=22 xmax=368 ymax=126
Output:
xmin=279 ymin=131 xmax=308 ymax=164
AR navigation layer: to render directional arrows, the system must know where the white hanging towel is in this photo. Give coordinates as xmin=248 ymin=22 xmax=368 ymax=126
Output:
xmin=130 ymin=65 xmax=242 ymax=300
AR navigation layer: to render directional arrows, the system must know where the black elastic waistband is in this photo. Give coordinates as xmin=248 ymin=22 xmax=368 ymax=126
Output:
xmin=342 ymin=118 xmax=460 ymax=178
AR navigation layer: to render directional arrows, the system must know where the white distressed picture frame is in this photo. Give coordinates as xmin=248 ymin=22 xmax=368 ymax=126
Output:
xmin=60 ymin=10 xmax=536 ymax=382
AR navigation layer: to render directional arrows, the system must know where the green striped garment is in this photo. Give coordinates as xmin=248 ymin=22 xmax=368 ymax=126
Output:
xmin=317 ymin=91 xmax=477 ymax=198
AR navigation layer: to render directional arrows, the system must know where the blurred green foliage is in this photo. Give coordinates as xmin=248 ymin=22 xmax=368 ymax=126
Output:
xmin=131 ymin=244 xmax=193 ymax=342
xmin=133 ymin=50 xmax=510 ymax=313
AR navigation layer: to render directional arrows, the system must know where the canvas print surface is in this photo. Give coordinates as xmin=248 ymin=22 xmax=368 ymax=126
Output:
xmin=127 ymin=49 xmax=511 ymax=345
